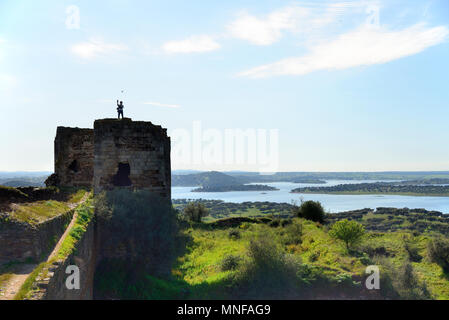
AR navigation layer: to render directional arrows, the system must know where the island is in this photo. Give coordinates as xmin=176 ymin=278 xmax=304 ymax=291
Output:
xmin=291 ymin=182 xmax=449 ymax=197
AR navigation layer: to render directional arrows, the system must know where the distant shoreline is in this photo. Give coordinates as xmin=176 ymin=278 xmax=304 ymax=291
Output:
xmin=291 ymin=182 xmax=449 ymax=197
xmin=290 ymin=190 xmax=449 ymax=197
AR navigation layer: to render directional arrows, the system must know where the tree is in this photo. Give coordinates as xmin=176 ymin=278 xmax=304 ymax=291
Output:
xmin=329 ymin=219 xmax=365 ymax=251
xmin=183 ymin=202 xmax=210 ymax=222
xmin=427 ymin=237 xmax=449 ymax=272
xmin=292 ymin=200 xmax=326 ymax=223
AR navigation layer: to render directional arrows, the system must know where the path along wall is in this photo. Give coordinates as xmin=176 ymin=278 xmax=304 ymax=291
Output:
xmin=30 ymin=220 xmax=96 ymax=300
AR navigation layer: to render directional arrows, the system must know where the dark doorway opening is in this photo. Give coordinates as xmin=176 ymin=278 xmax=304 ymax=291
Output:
xmin=112 ymin=163 xmax=132 ymax=187
xmin=68 ymin=160 xmax=79 ymax=173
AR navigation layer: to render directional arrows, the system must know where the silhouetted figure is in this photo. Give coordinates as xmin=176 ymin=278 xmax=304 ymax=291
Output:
xmin=117 ymin=100 xmax=124 ymax=119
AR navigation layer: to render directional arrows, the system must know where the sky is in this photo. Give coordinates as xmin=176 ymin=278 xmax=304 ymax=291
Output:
xmin=0 ymin=0 xmax=448 ymax=172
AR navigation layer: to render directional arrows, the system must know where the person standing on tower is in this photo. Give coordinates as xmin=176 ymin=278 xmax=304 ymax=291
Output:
xmin=117 ymin=100 xmax=124 ymax=119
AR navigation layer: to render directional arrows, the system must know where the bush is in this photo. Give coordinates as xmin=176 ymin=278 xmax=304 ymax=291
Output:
xmin=373 ymin=256 xmax=430 ymax=300
xmin=333 ymin=273 xmax=359 ymax=287
xmin=233 ymin=234 xmax=302 ymax=299
xmin=220 ymin=254 xmax=241 ymax=271
xmin=329 ymin=219 xmax=365 ymax=251
xmin=403 ymin=235 xmax=422 ymax=263
xmin=394 ymin=263 xmax=430 ymax=299
xmin=280 ymin=219 xmax=292 ymax=227
xmin=292 ymin=200 xmax=325 ymax=223
xmin=268 ymin=219 xmax=280 ymax=227
xmin=427 ymin=237 xmax=449 ymax=272
xmin=228 ymin=229 xmax=241 ymax=239
xmin=183 ymin=202 xmax=210 ymax=222
xmin=282 ymin=220 xmax=303 ymax=245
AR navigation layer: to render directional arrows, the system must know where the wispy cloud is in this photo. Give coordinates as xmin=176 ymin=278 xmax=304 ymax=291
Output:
xmin=226 ymin=2 xmax=362 ymax=46
xmin=238 ymin=23 xmax=449 ymax=78
xmin=70 ymin=38 xmax=128 ymax=59
xmin=226 ymin=6 xmax=309 ymax=45
xmin=162 ymin=35 xmax=220 ymax=54
xmin=143 ymin=101 xmax=181 ymax=108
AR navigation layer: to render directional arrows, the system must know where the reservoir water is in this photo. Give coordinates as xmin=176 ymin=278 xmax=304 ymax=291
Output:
xmin=172 ymin=180 xmax=449 ymax=214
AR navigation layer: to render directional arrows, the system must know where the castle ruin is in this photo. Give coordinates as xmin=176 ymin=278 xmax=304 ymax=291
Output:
xmin=53 ymin=118 xmax=171 ymax=198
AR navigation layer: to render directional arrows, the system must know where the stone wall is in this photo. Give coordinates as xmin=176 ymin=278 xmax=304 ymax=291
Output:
xmin=31 ymin=221 xmax=96 ymax=300
xmin=55 ymin=127 xmax=94 ymax=187
xmin=93 ymin=118 xmax=171 ymax=198
xmin=0 ymin=210 xmax=73 ymax=264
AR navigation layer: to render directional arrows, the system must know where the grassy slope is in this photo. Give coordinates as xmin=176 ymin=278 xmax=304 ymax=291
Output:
xmin=7 ymin=189 xmax=87 ymax=224
xmin=171 ymin=219 xmax=449 ymax=299
xmin=174 ymin=220 xmax=362 ymax=297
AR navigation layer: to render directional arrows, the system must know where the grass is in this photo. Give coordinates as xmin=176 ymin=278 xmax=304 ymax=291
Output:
xmin=154 ymin=219 xmax=366 ymax=299
xmin=140 ymin=217 xmax=449 ymax=299
xmin=6 ymin=189 xmax=88 ymax=225
xmin=13 ymin=262 xmax=48 ymax=300
xmin=67 ymin=188 xmax=89 ymax=204
xmin=0 ymin=273 xmax=14 ymax=291
xmin=9 ymin=201 xmax=71 ymax=224
xmin=55 ymin=198 xmax=94 ymax=260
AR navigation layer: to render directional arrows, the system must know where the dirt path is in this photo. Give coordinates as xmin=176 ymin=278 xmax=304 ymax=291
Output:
xmin=48 ymin=192 xmax=91 ymax=261
xmin=0 ymin=192 xmax=91 ymax=300
xmin=0 ymin=264 xmax=37 ymax=300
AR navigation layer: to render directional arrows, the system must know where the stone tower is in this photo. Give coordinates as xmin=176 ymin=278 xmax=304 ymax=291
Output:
xmin=54 ymin=127 xmax=94 ymax=187
xmin=92 ymin=119 xmax=171 ymax=198
xmin=53 ymin=119 xmax=171 ymax=199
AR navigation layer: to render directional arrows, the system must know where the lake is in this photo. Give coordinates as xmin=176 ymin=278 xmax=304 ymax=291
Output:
xmin=172 ymin=180 xmax=449 ymax=214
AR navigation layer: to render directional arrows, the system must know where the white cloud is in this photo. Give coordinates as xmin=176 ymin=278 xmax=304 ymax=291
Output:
xmin=225 ymin=3 xmax=363 ymax=46
xmin=227 ymin=6 xmax=309 ymax=45
xmin=162 ymin=35 xmax=220 ymax=54
xmin=238 ymin=23 xmax=449 ymax=78
xmin=70 ymin=38 xmax=128 ymax=59
xmin=143 ymin=101 xmax=181 ymax=108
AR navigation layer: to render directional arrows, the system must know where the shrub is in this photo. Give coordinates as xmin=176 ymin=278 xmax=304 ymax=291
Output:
xmin=220 ymin=254 xmax=241 ymax=271
xmin=427 ymin=237 xmax=449 ymax=272
xmin=228 ymin=229 xmax=241 ymax=240
xmin=333 ymin=273 xmax=359 ymax=287
xmin=234 ymin=234 xmax=302 ymax=299
xmin=280 ymin=219 xmax=292 ymax=227
xmin=308 ymin=251 xmax=319 ymax=262
xmin=395 ymin=263 xmax=430 ymax=299
xmin=282 ymin=221 xmax=303 ymax=245
xmin=292 ymin=200 xmax=325 ymax=223
xmin=403 ymin=236 xmax=422 ymax=262
xmin=329 ymin=219 xmax=365 ymax=251
xmin=268 ymin=219 xmax=280 ymax=227
xmin=373 ymin=256 xmax=430 ymax=300
xmin=183 ymin=202 xmax=210 ymax=223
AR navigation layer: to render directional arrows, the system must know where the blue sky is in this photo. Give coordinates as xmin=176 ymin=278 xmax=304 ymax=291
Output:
xmin=0 ymin=0 xmax=448 ymax=172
